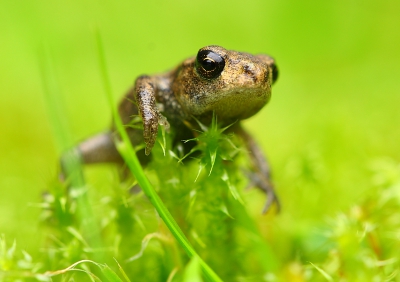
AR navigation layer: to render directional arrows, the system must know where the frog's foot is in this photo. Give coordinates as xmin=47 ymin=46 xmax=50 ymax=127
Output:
xmin=142 ymin=112 xmax=170 ymax=155
xmin=142 ymin=111 xmax=159 ymax=155
xmin=245 ymin=171 xmax=280 ymax=214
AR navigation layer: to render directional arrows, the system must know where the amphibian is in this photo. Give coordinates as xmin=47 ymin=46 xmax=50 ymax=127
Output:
xmin=68 ymin=45 xmax=280 ymax=212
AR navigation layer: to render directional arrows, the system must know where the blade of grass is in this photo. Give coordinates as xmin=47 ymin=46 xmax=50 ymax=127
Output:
xmin=95 ymin=29 xmax=223 ymax=282
xmin=43 ymin=260 xmax=124 ymax=282
xmin=100 ymin=264 xmax=124 ymax=282
xmin=309 ymin=262 xmax=333 ymax=281
xmin=40 ymin=45 xmax=104 ymax=262
xmin=39 ymin=44 xmax=71 ymax=152
xmin=114 ymin=259 xmax=132 ymax=282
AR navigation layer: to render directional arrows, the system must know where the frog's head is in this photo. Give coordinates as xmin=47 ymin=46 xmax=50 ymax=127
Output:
xmin=172 ymin=45 xmax=278 ymax=122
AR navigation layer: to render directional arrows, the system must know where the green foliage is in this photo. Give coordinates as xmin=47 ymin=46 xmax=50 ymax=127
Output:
xmin=4 ymin=114 xmax=400 ymax=281
xmin=274 ymin=159 xmax=400 ymax=281
xmin=2 ymin=1 xmax=400 ymax=281
xmin=22 ymin=113 xmax=277 ymax=281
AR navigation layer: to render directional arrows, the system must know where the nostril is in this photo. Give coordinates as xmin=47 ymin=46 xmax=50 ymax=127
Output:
xmin=243 ymin=64 xmax=258 ymax=82
xmin=243 ymin=64 xmax=253 ymax=74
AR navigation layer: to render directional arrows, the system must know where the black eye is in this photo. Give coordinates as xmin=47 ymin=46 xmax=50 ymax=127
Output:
xmin=271 ymin=62 xmax=279 ymax=84
xmin=195 ymin=50 xmax=225 ymax=79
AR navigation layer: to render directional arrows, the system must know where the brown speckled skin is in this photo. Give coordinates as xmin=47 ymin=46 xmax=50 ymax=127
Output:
xmin=129 ymin=46 xmax=276 ymax=153
xmin=173 ymin=46 xmax=273 ymax=122
xmin=75 ymin=45 xmax=280 ymax=212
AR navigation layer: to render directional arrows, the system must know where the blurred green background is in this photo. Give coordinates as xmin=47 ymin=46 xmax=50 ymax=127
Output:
xmin=1 ymin=0 xmax=399 ymax=267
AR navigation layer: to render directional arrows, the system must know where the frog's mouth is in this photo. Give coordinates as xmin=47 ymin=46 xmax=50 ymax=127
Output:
xmin=191 ymin=87 xmax=271 ymax=121
xmin=213 ymin=89 xmax=270 ymax=120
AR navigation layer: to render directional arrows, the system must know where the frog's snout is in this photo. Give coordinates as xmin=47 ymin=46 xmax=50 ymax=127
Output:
xmin=243 ymin=64 xmax=258 ymax=82
xmin=242 ymin=63 xmax=269 ymax=84
xmin=255 ymin=54 xmax=279 ymax=85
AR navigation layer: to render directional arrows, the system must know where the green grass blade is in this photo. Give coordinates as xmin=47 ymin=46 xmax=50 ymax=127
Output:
xmin=40 ymin=45 xmax=104 ymax=262
xmin=60 ymin=148 xmax=104 ymax=262
xmin=39 ymin=44 xmax=71 ymax=152
xmin=95 ymin=29 xmax=223 ymax=282
xmin=100 ymin=264 xmax=124 ymax=282
xmin=309 ymin=262 xmax=333 ymax=281
xmin=183 ymin=256 xmax=203 ymax=282
xmin=114 ymin=259 xmax=132 ymax=282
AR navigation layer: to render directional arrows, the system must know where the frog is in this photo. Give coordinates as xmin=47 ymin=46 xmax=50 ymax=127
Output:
xmin=65 ymin=45 xmax=280 ymax=213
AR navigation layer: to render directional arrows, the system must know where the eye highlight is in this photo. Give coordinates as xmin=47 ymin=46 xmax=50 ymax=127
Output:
xmin=195 ymin=50 xmax=225 ymax=79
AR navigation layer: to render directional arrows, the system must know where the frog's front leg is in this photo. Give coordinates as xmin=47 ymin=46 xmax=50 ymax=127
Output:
xmin=134 ymin=76 xmax=169 ymax=155
xmin=237 ymin=125 xmax=280 ymax=213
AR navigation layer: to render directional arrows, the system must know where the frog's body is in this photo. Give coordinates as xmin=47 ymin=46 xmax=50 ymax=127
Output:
xmin=69 ymin=45 xmax=280 ymax=212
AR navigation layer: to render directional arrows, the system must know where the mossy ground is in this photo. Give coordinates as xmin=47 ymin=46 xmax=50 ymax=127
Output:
xmin=2 ymin=115 xmax=400 ymax=281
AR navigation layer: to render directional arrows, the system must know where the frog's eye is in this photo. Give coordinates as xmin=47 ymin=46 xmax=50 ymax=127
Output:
xmin=195 ymin=50 xmax=225 ymax=79
xmin=271 ymin=62 xmax=279 ymax=84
